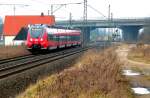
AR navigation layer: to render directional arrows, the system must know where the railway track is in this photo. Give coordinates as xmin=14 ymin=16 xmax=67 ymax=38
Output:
xmin=0 ymin=54 xmax=34 ymax=64
xmin=0 ymin=47 xmax=88 ymax=79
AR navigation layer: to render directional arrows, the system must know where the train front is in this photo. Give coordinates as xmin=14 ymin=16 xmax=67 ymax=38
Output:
xmin=26 ymin=25 xmax=48 ymax=51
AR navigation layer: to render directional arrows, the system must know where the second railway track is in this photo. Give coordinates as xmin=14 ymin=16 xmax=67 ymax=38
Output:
xmin=0 ymin=54 xmax=35 ymax=64
xmin=0 ymin=47 xmax=90 ymax=79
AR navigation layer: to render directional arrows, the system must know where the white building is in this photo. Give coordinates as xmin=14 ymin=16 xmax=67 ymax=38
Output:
xmin=3 ymin=15 xmax=55 ymax=46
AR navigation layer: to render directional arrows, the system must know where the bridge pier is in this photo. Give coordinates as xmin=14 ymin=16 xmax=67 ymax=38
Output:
xmin=121 ymin=26 xmax=142 ymax=42
xmin=81 ymin=27 xmax=90 ymax=46
xmin=80 ymin=27 xmax=95 ymax=46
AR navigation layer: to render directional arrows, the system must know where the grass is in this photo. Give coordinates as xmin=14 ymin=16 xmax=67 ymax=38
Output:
xmin=17 ymin=48 xmax=133 ymax=98
xmin=128 ymin=56 xmax=150 ymax=64
xmin=128 ymin=44 xmax=150 ymax=64
xmin=0 ymin=45 xmax=30 ymax=59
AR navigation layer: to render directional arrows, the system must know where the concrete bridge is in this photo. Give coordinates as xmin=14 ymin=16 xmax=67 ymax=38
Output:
xmin=56 ymin=18 xmax=150 ymax=43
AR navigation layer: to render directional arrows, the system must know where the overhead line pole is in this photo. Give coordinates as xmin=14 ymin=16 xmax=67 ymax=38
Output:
xmin=108 ymin=4 xmax=111 ymax=20
xmin=83 ymin=0 xmax=87 ymax=47
xmin=83 ymin=0 xmax=87 ymax=22
xmin=69 ymin=12 xmax=72 ymax=26
xmin=51 ymin=5 xmax=53 ymax=15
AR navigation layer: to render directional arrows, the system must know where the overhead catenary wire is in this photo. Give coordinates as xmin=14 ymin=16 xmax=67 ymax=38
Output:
xmin=0 ymin=0 xmax=107 ymax=19
xmin=87 ymin=4 xmax=107 ymax=18
xmin=0 ymin=4 xmax=29 ymax=15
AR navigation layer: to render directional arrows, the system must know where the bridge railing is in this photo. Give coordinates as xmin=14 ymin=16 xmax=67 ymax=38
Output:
xmin=56 ymin=18 xmax=150 ymax=27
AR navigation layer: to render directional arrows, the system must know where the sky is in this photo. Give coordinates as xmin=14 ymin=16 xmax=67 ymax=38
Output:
xmin=0 ymin=0 xmax=150 ymax=21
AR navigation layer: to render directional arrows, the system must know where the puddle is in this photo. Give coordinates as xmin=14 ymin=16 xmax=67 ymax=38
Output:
xmin=122 ymin=69 xmax=141 ymax=76
xmin=131 ymin=87 xmax=150 ymax=95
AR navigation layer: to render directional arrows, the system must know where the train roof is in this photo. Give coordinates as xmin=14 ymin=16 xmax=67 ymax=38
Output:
xmin=48 ymin=25 xmax=79 ymax=30
xmin=29 ymin=24 xmax=80 ymax=31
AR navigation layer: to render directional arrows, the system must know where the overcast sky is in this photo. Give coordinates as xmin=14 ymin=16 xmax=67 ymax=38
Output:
xmin=0 ymin=0 xmax=150 ymax=21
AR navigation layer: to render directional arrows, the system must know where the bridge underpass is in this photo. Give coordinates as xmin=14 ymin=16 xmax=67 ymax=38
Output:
xmin=121 ymin=26 xmax=142 ymax=42
xmin=72 ymin=26 xmax=142 ymax=45
xmin=80 ymin=27 xmax=95 ymax=45
xmin=56 ymin=18 xmax=150 ymax=44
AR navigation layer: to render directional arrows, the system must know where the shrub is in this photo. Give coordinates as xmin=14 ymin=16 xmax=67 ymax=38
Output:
xmin=18 ymin=48 xmax=133 ymax=98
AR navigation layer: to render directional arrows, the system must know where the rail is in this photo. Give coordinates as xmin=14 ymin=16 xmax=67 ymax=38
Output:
xmin=0 ymin=47 xmax=89 ymax=79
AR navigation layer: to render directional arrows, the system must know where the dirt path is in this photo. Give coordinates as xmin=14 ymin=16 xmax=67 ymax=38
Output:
xmin=116 ymin=45 xmax=150 ymax=98
xmin=117 ymin=45 xmax=150 ymax=70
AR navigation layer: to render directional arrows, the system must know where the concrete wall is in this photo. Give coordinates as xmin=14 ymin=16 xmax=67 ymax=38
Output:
xmin=4 ymin=36 xmax=25 ymax=46
xmin=121 ymin=26 xmax=142 ymax=42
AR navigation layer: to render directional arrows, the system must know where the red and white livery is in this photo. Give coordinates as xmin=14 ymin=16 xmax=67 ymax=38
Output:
xmin=26 ymin=24 xmax=81 ymax=51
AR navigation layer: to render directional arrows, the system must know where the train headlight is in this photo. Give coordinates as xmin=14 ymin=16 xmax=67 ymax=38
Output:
xmin=35 ymin=39 xmax=38 ymax=41
xmin=30 ymin=38 xmax=33 ymax=41
xmin=40 ymin=38 xmax=43 ymax=41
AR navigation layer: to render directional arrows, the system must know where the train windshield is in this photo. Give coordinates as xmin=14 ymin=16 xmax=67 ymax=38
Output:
xmin=30 ymin=27 xmax=43 ymax=38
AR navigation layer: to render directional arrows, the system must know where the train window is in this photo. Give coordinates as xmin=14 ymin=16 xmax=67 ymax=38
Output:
xmin=30 ymin=28 xmax=43 ymax=38
xmin=53 ymin=36 xmax=59 ymax=42
xmin=48 ymin=34 xmax=53 ymax=40
xmin=67 ymin=36 xmax=71 ymax=41
xmin=48 ymin=34 xmax=59 ymax=42
xmin=70 ymin=36 xmax=80 ymax=41
xmin=59 ymin=36 xmax=67 ymax=42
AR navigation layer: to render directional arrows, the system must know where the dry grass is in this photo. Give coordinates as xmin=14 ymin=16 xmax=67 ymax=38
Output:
xmin=17 ymin=48 xmax=133 ymax=98
xmin=0 ymin=45 xmax=30 ymax=59
xmin=128 ymin=44 xmax=150 ymax=64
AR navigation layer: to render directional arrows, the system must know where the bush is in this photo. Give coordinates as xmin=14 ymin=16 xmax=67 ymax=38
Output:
xmin=18 ymin=48 xmax=133 ymax=98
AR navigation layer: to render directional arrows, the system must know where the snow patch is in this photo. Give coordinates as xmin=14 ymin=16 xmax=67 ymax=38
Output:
xmin=122 ymin=69 xmax=141 ymax=76
xmin=132 ymin=87 xmax=150 ymax=94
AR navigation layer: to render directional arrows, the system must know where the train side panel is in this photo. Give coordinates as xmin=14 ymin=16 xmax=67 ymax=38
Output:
xmin=26 ymin=25 xmax=81 ymax=52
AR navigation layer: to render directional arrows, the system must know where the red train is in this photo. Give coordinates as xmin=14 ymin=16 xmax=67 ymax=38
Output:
xmin=26 ymin=24 xmax=81 ymax=51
